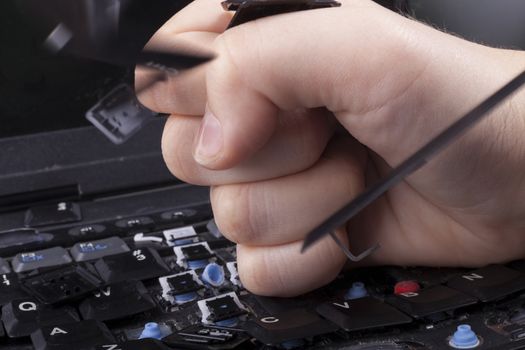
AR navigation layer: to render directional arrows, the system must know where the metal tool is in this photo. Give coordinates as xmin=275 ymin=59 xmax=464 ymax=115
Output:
xmin=302 ymin=69 xmax=525 ymax=260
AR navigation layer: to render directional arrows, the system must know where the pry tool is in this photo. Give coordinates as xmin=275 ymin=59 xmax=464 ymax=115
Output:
xmin=302 ymin=70 xmax=525 ymax=259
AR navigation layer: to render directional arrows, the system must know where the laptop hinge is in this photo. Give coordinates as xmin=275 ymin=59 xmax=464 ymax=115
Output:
xmin=0 ymin=184 xmax=81 ymax=213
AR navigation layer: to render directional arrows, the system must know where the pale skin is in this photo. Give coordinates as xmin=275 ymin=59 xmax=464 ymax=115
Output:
xmin=136 ymin=0 xmax=525 ymax=297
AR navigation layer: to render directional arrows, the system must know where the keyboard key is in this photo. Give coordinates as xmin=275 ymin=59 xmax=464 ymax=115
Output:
xmin=160 ymin=208 xmax=198 ymax=222
xmin=25 ymin=202 xmax=82 ymax=227
xmin=79 ymin=281 xmax=155 ymax=321
xmin=251 ymin=293 xmax=322 ymax=314
xmin=317 ymin=297 xmax=412 ymax=331
xmin=21 ymin=265 xmax=102 ymax=304
xmin=30 ymin=320 xmax=115 ymax=350
xmin=71 ymin=237 xmax=130 ymax=262
xmin=508 ymin=260 xmax=525 ymax=273
xmin=94 ymin=248 xmax=170 ymax=284
xmin=0 ymin=258 xmax=11 ymax=273
xmin=12 ymin=247 xmax=72 ymax=273
xmin=0 ymin=273 xmax=28 ymax=305
xmin=159 ymin=271 xmax=204 ymax=305
xmin=0 ymin=230 xmax=59 ymax=258
xmin=96 ymin=339 xmax=173 ymax=350
xmin=197 ymin=292 xmax=249 ymax=325
xmin=115 ymin=217 xmax=154 ymax=232
xmin=174 ymin=242 xmax=214 ymax=269
xmin=68 ymin=224 xmax=107 ymax=238
xmin=1 ymin=298 xmax=79 ymax=337
xmin=244 ymin=308 xmax=338 ymax=345
xmin=447 ymin=265 xmax=525 ymax=302
xmin=386 ymin=285 xmax=477 ymax=319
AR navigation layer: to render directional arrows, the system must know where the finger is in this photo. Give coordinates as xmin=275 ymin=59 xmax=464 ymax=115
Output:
xmin=196 ymin=0 xmax=517 ymax=174
xmin=237 ymin=228 xmax=349 ymax=297
xmin=195 ymin=0 xmax=422 ymax=169
xmin=162 ymin=108 xmax=335 ymax=185
xmin=136 ymin=31 xmax=216 ymax=115
xmin=211 ymin=137 xmax=366 ymax=245
xmin=135 ymin=0 xmax=233 ymax=114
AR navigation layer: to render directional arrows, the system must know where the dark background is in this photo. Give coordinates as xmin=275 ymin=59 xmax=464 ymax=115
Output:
xmin=409 ymin=0 xmax=525 ymax=50
xmin=1 ymin=0 xmax=524 ymax=139
xmin=0 ymin=0 xmax=191 ymax=138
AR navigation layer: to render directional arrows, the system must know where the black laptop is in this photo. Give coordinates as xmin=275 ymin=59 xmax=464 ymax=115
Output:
xmin=1 ymin=1 xmax=525 ymax=349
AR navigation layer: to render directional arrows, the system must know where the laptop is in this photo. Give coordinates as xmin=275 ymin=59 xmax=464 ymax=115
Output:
xmin=1 ymin=1 xmax=525 ymax=349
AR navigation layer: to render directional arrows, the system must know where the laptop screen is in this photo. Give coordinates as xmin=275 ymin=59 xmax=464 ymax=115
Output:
xmin=0 ymin=0 xmax=190 ymax=139
xmin=0 ymin=0 xmax=194 ymax=206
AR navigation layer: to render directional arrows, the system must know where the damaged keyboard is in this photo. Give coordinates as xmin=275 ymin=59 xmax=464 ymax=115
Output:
xmin=1 ymin=185 xmax=525 ymax=350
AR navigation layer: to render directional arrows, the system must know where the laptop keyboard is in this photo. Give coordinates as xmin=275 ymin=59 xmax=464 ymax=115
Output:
xmin=1 ymin=185 xmax=525 ymax=349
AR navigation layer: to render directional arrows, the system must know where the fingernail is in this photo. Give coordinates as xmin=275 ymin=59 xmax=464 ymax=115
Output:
xmin=194 ymin=108 xmax=223 ymax=164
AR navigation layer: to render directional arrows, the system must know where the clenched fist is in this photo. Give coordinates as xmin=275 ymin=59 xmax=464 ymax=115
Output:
xmin=136 ymin=0 xmax=525 ymax=296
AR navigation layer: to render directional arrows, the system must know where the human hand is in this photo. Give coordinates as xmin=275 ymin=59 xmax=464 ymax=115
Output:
xmin=136 ymin=0 xmax=525 ymax=296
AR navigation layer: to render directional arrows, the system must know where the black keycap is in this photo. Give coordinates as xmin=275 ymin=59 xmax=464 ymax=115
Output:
xmin=244 ymin=308 xmax=338 ymax=345
xmin=386 ymin=285 xmax=477 ymax=319
xmin=205 ymin=295 xmax=247 ymax=323
xmin=167 ymin=273 xmax=203 ymax=295
xmin=96 ymin=339 xmax=173 ymax=350
xmin=21 ymin=265 xmax=102 ymax=304
xmin=25 ymin=202 xmax=82 ymax=227
xmin=68 ymin=224 xmax=107 ymax=239
xmin=0 ymin=273 xmax=28 ymax=305
xmin=71 ymin=237 xmax=130 ymax=262
xmin=160 ymin=208 xmax=198 ymax=222
xmin=317 ymin=297 xmax=412 ymax=332
xmin=94 ymin=248 xmax=170 ymax=284
xmin=0 ymin=229 xmax=61 ymax=259
xmin=79 ymin=281 xmax=155 ymax=321
xmin=1 ymin=298 xmax=79 ymax=337
xmin=115 ymin=217 xmax=155 ymax=232
xmin=12 ymin=247 xmax=73 ymax=273
xmin=508 ymin=260 xmax=525 ymax=273
xmin=181 ymin=244 xmax=213 ymax=260
xmin=30 ymin=320 xmax=115 ymax=350
xmin=447 ymin=265 xmax=525 ymax=302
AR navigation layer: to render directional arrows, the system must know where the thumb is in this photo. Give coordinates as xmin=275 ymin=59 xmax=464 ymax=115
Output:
xmin=192 ymin=0 xmax=427 ymax=169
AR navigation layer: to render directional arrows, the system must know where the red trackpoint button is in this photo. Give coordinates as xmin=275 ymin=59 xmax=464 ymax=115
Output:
xmin=394 ymin=281 xmax=421 ymax=295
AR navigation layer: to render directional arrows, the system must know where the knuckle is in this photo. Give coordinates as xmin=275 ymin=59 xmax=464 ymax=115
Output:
xmin=237 ymin=256 xmax=269 ymax=295
xmin=161 ymin=119 xmax=202 ymax=185
xmin=211 ymin=185 xmax=257 ymax=244
xmin=237 ymin=247 xmax=282 ymax=296
xmin=211 ymin=22 xmax=262 ymax=88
